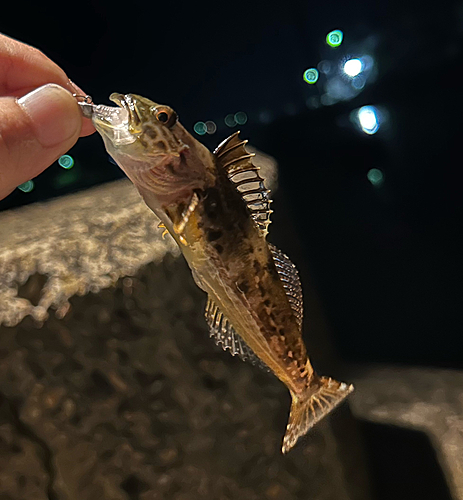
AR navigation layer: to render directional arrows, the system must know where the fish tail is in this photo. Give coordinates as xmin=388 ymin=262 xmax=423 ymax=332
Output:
xmin=282 ymin=375 xmax=354 ymax=454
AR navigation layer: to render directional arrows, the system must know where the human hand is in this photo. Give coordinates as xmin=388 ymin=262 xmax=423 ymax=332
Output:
xmin=0 ymin=33 xmax=95 ymax=200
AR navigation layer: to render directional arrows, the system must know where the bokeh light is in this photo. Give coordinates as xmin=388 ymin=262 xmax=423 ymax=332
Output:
xmin=318 ymin=60 xmax=332 ymax=74
xmin=343 ymin=58 xmax=363 ymax=77
xmin=17 ymin=180 xmax=34 ymax=192
xmin=358 ymin=105 xmax=380 ymax=134
xmin=224 ymin=114 xmax=236 ymax=127
xmin=58 ymin=154 xmax=75 ymax=169
xmin=193 ymin=121 xmax=207 ymax=135
xmin=367 ymin=168 xmax=384 ymax=186
xmin=205 ymin=121 xmax=217 ymax=134
xmin=234 ymin=112 xmax=248 ymax=125
xmin=351 ymin=75 xmax=366 ymax=90
xmin=326 ymin=30 xmax=344 ymax=47
xmin=303 ymin=68 xmax=319 ymax=84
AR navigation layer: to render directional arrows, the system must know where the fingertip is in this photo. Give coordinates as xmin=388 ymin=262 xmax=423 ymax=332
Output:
xmin=80 ymin=118 xmax=96 ymax=137
xmin=18 ymin=84 xmax=82 ymax=148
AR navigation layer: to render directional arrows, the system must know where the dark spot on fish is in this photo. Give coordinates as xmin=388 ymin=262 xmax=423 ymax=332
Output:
xmin=144 ymin=126 xmax=157 ymax=139
xmin=237 ymin=281 xmax=249 ymax=294
xmin=238 ymin=218 xmax=249 ymax=231
xmin=264 ymin=299 xmax=271 ymax=306
xmin=197 ymin=221 xmax=204 ymax=229
xmin=155 ymin=140 xmax=167 ymax=151
xmin=204 ymin=189 xmax=220 ymax=219
xmin=166 ymin=162 xmax=176 ymax=175
xmin=207 ymin=229 xmax=223 ymax=242
xmin=279 ymin=328 xmax=286 ymax=335
xmin=214 ymin=244 xmax=224 ymax=254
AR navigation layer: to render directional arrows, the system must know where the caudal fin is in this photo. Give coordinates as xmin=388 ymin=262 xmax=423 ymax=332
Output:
xmin=282 ymin=376 xmax=354 ymax=454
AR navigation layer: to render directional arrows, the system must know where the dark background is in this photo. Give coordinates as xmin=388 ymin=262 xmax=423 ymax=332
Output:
xmin=1 ymin=0 xmax=462 ymax=368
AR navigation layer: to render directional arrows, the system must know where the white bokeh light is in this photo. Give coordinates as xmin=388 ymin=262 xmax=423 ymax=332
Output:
xmin=343 ymin=58 xmax=363 ymax=77
xmin=358 ymin=105 xmax=379 ymax=134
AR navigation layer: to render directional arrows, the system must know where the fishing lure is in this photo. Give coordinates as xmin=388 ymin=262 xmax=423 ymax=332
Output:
xmin=78 ymin=94 xmax=353 ymax=453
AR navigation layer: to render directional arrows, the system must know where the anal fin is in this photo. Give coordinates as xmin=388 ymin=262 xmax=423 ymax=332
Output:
xmin=205 ymin=296 xmax=269 ymax=371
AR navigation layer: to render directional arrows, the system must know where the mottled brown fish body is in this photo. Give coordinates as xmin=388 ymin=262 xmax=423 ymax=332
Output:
xmin=178 ymin=169 xmax=311 ymax=395
xmin=91 ymin=93 xmax=353 ymax=454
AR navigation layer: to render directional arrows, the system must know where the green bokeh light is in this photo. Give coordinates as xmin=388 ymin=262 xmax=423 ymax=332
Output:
xmin=193 ymin=121 xmax=207 ymax=135
xmin=225 ymin=114 xmax=236 ymax=127
xmin=54 ymin=168 xmax=80 ymax=189
xmin=17 ymin=180 xmax=34 ymax=192
xmin=367 ymin=168 xmax=384 ymax=187
xmin=303 ymin=68 xmax=319 ymax=84
xmin=234 ymin=111 xmax=248 ymax=125
xmin=58 ymin=154 xmax=74 ymax=169
xmin=326 ymin=29 xmax=344 ymax=47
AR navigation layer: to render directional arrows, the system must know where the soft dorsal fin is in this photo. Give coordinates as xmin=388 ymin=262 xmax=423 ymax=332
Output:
xmin=214 ymin=132 xmax=272 ymax=237
xmin=269 ymin=244 xmax=303 ymax=330
xmin=204 ymin=296 xmax=269 ymax=371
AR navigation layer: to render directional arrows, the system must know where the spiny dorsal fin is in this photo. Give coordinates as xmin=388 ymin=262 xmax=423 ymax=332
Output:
xmin=269 ymin=244 xmax=303 ymax=330
xmin=214 ymin=132 xmax=273 ymax=237
xmin=204 ymin=296 xmax=269 ymax=371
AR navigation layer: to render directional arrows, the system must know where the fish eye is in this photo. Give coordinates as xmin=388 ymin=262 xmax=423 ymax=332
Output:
xmin=152 ymin=106 xmax=178 ymax=128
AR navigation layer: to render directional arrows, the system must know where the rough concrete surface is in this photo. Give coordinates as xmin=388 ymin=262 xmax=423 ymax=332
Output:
xmin=0 ymin=256 xmax=369 ymax=500
xmin=350 ymin=365 xmax=463 ymax=500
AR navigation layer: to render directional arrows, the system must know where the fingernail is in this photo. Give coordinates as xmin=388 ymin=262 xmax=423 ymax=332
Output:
xmin=18 ymin=84 xmax=81 ymax=148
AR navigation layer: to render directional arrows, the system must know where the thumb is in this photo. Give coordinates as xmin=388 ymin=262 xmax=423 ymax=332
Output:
xmin=0 ymin=84 xmax=82 ymax=200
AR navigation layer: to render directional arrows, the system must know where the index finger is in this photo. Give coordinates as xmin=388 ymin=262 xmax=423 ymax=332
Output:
xmin=0 ymin=33 xmax=70 ymax=95
xmin=0 ymin=33 xmax=94 ymax=136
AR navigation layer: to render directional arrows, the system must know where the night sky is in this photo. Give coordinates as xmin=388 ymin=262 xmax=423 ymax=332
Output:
xmin=1 ymin=0 xmax=462 ymax=367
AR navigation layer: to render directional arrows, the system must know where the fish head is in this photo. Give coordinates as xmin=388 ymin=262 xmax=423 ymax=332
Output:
xmin=92 ymin=93 xmax=214 ymax=207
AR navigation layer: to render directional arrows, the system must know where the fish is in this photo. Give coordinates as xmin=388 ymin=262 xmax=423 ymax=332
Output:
xmin=87 ymin=93 xmax=353 ymax=453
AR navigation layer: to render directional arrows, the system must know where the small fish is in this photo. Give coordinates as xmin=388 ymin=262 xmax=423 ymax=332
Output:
xmin=89 ymin=93 xmax=353 ymax=453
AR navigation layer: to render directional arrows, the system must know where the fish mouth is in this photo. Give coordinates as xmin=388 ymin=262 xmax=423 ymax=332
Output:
xmin=110 ymin=93 xmax=142 ymax=133
xmin=91 ymin=96 xmax=135 ymax=146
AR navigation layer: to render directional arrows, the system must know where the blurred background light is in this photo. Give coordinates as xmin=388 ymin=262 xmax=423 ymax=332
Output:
xmin=205 ymin=120 xmax=217 ymax=134
xmin=193 ymin=121 xmax=207 ymax=135
xmin=224 ymin=114 xmax=236 ymax=127
xmin=306 ymin=96 xmax=320 ymax=109
xmin=367 ymin=168 xmax=384 ymax=186
xmin=320 ymin=94 xmax=336 ymax=106
xmin=358 ymin=105 xmax=380 ymax=134
xmin=303 ymin=68 xmax=319 ymax=84
xmin=343 ymin=58 xmax=363 ymax=77
xmin=17 ymin=180 xmax=34 ymax=193
xmin=258 ymin=111 xmax=272 ymax=124
xmin=58 ymin=154 xmax=75 ymax=169
xmin=326 ymin=29 xmax=343 ymax=47
xmin=351 ymin=74 xmax=367 ymax=90
xmin=234 ymin=111 xmax=248 ymax=125
xmin=318 ymin=60 xmax=332 ymax=74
